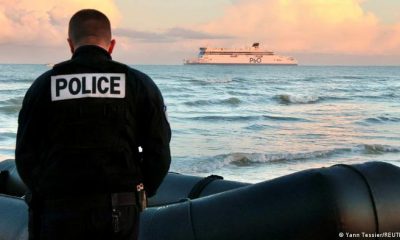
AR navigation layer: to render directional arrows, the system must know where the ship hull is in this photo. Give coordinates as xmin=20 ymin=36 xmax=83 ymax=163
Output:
xmin=184 ymin=54 xmax=297 ymax=65
xmin=184 ymin=63 xmax=298 ymax=65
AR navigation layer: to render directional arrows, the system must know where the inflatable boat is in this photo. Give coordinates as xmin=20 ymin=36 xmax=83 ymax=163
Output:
xmin=0 ymin=159 xmax=400 ymax=240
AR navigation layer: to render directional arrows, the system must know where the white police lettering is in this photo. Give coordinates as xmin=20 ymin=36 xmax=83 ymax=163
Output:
xmin=51 ymin=73 xmax=126 ymax=101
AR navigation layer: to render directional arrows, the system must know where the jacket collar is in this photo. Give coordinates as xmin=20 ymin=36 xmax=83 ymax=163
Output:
xmin=72 ymin=45 xmax=112 ymax=61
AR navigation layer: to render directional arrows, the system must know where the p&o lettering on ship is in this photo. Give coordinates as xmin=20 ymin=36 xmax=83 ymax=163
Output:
xmin=249 ymin=57 xmax=262 ymax=64
xmin=51 ymin=73 xmax=126 ymax=101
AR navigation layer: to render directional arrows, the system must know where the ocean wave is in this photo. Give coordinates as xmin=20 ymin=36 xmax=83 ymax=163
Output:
xmin=223 ymin=150 xmax=348 ymax=166
xmin=0 ymin=78 xmax=34 ymax=84
xmin=181 ymin=149 xmax=348 ymax=173
xmin=0 ymin=132 xmax=16 ymax=141
xmin=206 ymin=77 xmax=234 ymax=83
xmin=191 ymin=77 xmax=234 ymax=85
xmin=183 ymin=97 xmax=241 ymax=107
xmin=183 ymin=144 xmax=400 ymax=172
xmin=185 ymin=114 xmax=308 ymax=122
xmin=274 ymin=94 xmax=320 ymax=104
xmin=381 ymin=92 xmax=398 ymax=98
xmin=160 ymin=75 xmax=197 ymax=81
xmin=187 ymin=115 xmax=259 ymax=122
xmin=354 ymin=94 xmax=386 ymax=100
xmin=0 ymin=88 xmax=27 ymax=94
xmin=358 ymin=116 xmax=400 ymax=124
xmin=0 ymin=105 xmax=21 ymax=115
xmin=0 ymin=97 xmax=23 ymax=114
xmin=303 ymin=76 xmax=327 ymax=82
xmin=274 ymin=94 xmax=350 ymax=105
xmin=0 ymin=96 xmax=24 ymax=106
xmin=357 ymin=144 xmax=400 ymax=154
xmin=244 ymin=123 xmax=271 ymax=130
xmin=227 ymin=90 xmax=261 ymax=97
xmin=263 ymin=115 xmax=310 ymax=122
xmin=352 ymin=92 xmax=400 ymax=100
xmin=338 ymin=76 xmax=366 ymax=80
xmin=251 ymin=145 xmax=399 ymax=162
xmin=224 ymin=145 xmax=400 ymax=166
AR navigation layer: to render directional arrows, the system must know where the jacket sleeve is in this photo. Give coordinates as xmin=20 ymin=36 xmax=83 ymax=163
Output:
xmin=137 ymin=74 xmax=171 ymax=197
xmin=15 ymin=75 xmax=48 ymax=191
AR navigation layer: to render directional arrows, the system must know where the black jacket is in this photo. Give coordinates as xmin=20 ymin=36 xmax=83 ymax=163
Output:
xmin=15 ymin=45 xmax=171 ymax=198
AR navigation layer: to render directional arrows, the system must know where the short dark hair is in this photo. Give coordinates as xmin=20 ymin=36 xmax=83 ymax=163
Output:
xmin=68 ymin=9 xmax=111 ymax=45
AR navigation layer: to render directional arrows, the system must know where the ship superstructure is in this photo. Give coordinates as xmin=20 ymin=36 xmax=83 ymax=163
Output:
xmin=184 ymin=43 xmax=297 ymax=65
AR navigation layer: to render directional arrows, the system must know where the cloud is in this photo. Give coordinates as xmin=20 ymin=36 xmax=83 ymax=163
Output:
xmin=2 ymin=0 xmax=400 ymax=64
xmin=196 ymin=0 xmax=400 ymax=55
xmin=112 ymin=27 xmax=234 ymax=64
xmin=0 ymin=0 xmax=121 ymax=46
xmin=114 ymin=27 xmax=234 ymax=42
xmin=167 ymin=28 xmax=234 ymax=40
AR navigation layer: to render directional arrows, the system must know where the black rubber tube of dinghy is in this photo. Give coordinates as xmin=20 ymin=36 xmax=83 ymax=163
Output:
xmin=139 ymin=161 xmax=400 ymax=240
xmin=1 ymin=161 xmax=400 ymax=240
xmin=188 ymin=175 xmax=224 ymax=200
xmin=0 ymin=159 xmax=27 ymax=197
xmin=150 ymin=173 xmax=247 ymax=206
xmin=0 ymin=194 xmax=28 ymax=240
xmin=0 ymin=159 xmax=249 ymax=206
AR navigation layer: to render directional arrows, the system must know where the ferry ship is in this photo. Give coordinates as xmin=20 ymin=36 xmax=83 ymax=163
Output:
xmin=184 ymin=43 xmax=298 ymax=65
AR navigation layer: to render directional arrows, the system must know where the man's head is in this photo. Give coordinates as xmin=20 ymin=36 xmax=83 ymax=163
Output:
xmin=68 ymin=9 xmax=115 ymax=54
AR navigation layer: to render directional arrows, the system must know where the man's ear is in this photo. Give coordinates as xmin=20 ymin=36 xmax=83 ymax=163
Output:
xmin=67 ymin=38 xmax=75 ymax=54
xmin=108 ymin=39 xmax=116 ymax=54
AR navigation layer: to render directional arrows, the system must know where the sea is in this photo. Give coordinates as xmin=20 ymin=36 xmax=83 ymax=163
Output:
xmin=1 ymin=64 xmax=400 ymax=183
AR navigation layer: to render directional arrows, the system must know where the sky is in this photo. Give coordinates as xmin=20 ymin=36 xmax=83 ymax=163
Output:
xmin=1 ymin=0 xmax=400 ymax=65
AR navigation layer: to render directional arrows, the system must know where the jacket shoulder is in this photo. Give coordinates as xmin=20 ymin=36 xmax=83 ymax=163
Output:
xmin=52 ymin=60 xmax=73 ymax=71
xmin=22 ymin=70 xmax=53 ymax=106
xmin=30 ymin=70 xmax=53 ymax=89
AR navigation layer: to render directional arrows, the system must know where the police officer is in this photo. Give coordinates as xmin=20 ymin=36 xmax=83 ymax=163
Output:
xmin=15 ymin=9 xmax=171 ymax=240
